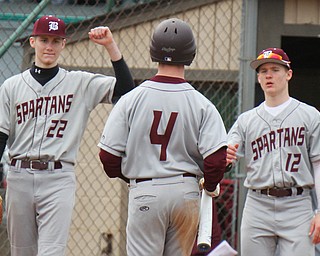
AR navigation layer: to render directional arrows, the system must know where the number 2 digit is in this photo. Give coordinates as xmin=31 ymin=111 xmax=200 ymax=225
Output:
xmin=47 ymin=119 xmax=68 ymax=138
xmin=150 ymin=110 xmax=178 ymax=161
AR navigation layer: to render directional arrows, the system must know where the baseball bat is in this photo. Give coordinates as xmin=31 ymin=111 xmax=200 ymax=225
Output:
xmin=197 ymin=190 xmax=212 ymax=252
xmin=0 ymin=195 xmax=2 ymax=224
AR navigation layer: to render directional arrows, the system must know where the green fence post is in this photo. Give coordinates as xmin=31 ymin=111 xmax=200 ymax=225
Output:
xmin=0 ymin=0 xmax=51 ymax=59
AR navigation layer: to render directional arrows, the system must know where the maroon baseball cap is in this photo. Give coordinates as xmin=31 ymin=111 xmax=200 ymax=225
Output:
xmin=250 ymin=47 xmax=291 ymax=70
xmin=31 ymin=15 xmax=66 ymax=38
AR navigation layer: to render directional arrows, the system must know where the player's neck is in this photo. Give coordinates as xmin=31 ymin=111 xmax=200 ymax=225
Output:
xmin=156 ymin=63 xmax=185 ymax=79
xmin=265 ymin=94 xmax=290 ymax=107
xmin=30 ymin=63 xmax=59 ymax=86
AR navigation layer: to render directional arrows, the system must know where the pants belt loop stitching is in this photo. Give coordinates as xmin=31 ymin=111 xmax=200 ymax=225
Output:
xmin=17 ymin=159 xmax=21 ymax=170
xmin=12 ymin=159 xmax=21 ymax=172
xmin=49 ymin=161 xmax=54 ymax=171
xmin=292 ymin=187 xmax=297 ymax=196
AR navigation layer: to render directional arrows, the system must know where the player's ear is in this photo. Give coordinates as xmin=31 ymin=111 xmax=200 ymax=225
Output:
xmin=257 ymin=75 xmax=261 ymax=84
xmin=286 ymin=69 xmax=293 ymax=81
xmin=29 ymin=36 xmax=36 ymax=49
xmin=61 ymin=38 xmax=66 ymax=49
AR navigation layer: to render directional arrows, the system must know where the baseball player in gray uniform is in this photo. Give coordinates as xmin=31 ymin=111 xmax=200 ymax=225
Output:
xmin=0 ymin=15 xmax=134 ymax=256
xmin=227 ymin=48 xmax=320 ymax=256
xmin=98 ymin=18 xmax=227 ymax=256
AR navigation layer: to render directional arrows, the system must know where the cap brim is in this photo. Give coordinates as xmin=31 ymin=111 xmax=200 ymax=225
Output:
xmin=250 ymin=59 xmax=290 ymax=70
xmin=30 ymin=33 xmax=66 ymax=38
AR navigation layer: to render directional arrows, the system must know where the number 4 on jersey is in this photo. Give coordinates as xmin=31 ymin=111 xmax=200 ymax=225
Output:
xmin=150 ymin=110 xmax=178 ymax=161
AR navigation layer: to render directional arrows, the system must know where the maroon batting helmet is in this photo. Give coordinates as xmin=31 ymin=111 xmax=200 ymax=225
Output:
xmin=31 ymin=15 xmax=66 ymax=38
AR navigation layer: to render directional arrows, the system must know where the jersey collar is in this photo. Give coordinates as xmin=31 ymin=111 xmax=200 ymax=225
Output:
xmin=150 ymin=75 xmax=186 ymax=84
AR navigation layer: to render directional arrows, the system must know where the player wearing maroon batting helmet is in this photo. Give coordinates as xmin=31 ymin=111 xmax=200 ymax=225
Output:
xmin=0 ymin=15 xmax=134 ymax=256
xmin=98 ymin=18 xmax=227 ymax=256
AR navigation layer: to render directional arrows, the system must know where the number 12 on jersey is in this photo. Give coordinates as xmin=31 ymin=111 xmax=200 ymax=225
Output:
xmin=285 ymin=153 xmax=301 ymax=172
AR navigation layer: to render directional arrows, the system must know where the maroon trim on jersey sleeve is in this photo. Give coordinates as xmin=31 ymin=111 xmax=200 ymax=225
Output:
xmin=150 ymin=75 xmax=186 ymax=84
xmin=99 ymin=150 xmax=129 ymax=183
xmin=203 ymin=146 xmax=227 ymax=192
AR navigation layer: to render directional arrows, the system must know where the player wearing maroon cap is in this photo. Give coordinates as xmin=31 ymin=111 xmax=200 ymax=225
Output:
xmin=227 ymin=48 xmax=320 ymax=256
xmin=0 ymin=15 xmax=134 ymax=256
xmin=98 ymin=18 xmax=227 ymax=256
xmin=31 ymin=15 xmax=67 ymax=38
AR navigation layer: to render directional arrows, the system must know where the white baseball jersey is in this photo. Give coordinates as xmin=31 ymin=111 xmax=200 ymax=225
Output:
xmin=228 ymin=98 xmax=320 ymax=189
xmin=98 ymin=79 xmax=227 ymax=179
xmin=0 ymin=68 xmax=115 ymax=164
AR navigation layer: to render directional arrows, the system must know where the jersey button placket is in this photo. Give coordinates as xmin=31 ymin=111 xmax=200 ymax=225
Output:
xmin=271 ymin=120 xmax=282 ymax=185
xmin=33 ymin=115 xmax=46 ymax=155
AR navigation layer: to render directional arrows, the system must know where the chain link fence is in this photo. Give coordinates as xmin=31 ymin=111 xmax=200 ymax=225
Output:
xmin=0 ymin=0 xmax=242 ymax=255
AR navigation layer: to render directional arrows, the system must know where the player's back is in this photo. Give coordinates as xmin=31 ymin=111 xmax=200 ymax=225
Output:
xmin=114 ymin=77 xmax=226 ymax=179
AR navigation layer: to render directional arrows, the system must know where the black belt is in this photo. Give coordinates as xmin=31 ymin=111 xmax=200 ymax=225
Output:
xmin=136 ymin=173 xmax=197 ymax=183
xmin=11 ymin=159 xmax=62 ymax=170
xmin=252 ymin=187 xmax=303 ymax=197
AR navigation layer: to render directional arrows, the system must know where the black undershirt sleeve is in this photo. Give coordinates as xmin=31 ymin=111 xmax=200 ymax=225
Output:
xmin=111 ymin=57 xmax=135 ymax=102
xmin=0 ymin=132 xmax=8 ymax=161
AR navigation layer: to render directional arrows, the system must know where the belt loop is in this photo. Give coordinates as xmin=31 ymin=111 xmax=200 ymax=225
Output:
xmin=266 ymin=188 xmax=271 ymax=197
xmin=48 ymin=161 xmax=54 ymax=171
xmin=11 ymin=159 xmax=21 ymax=172
xmin=16 ymin=159 xmax=21 ymax=169
xmin=291 ymin=187 xmax=297 ymax=196
xmin=130 ymin=179 xmax=137 ymax=186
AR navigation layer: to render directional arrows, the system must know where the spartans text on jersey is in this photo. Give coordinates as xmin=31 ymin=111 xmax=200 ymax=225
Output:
xmin=16 ymin=94 xmax=74 ymax=124
xmin=251 ymin=126 xmax=305 ymax=161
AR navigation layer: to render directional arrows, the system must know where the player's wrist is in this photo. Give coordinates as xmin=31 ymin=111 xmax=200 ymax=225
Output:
xmin=204 ymin=183 xmax=220 ymax=197
xmin=314 ymin=209 xmax=320 ymax=215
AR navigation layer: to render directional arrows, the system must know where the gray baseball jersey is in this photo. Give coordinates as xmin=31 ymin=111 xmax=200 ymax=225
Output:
xmin=98 ymin=79 xmax=227 ymax=179
xmin=228 ymin=98 xmax=320 ymax=189
xmin=0 ymin=68 xmax=115 ymax=164
xmin=98 ymin=77 xmax=227 ymax=256
xmin=0 ymin=67 xmax=116 ymax=256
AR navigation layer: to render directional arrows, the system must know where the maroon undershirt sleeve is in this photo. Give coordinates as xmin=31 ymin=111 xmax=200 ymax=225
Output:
xmin=203 ymin=146 xmax=227 ymax=192
xmin=99 ymin=149 xmax=129 ymax=183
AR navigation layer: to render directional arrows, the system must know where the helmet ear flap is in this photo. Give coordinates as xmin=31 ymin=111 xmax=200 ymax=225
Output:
xmin=150 ymin=18 xmax=196 ymax=66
